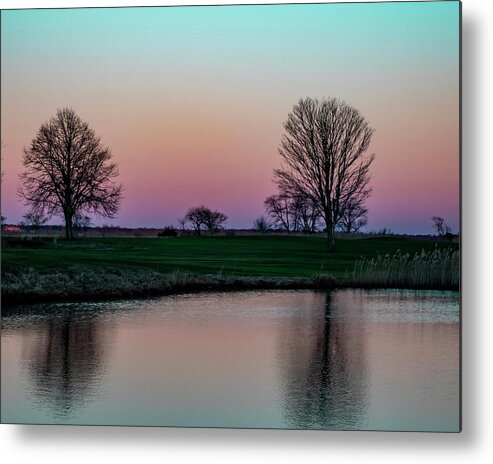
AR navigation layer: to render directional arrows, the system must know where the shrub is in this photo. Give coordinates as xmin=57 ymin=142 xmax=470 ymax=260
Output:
xmin=252 ymin=216 xmax=272 ymax=234
xmin=157 ymin=226 xmax=178 ymax=237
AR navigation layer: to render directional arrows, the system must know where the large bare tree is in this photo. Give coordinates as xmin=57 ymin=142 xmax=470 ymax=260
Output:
xmin=274 ymin=97 xmax=375 ymax=249
xmin=19 ymin=108 xmax=123 ymax=239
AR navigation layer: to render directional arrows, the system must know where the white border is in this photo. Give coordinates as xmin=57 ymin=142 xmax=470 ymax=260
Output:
xmin=2 ymin=1 xmax=492 ymax=463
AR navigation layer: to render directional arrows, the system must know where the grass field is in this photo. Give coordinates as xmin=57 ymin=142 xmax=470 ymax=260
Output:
xmin=1 ymin=235 xmax=459 ymax=304
xmin=2 ymin=235 xmax=458 ymax=279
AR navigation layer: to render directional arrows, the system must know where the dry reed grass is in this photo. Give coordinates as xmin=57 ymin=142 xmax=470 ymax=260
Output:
xmin=348 ymin=247 xmax=459 ymax=289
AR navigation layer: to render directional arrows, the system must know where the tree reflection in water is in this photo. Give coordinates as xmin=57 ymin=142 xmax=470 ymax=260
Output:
xmin=24 ymin=312 xmax=111 ymax=420
xmin=278 ymin=292 xmax=370 ymax=430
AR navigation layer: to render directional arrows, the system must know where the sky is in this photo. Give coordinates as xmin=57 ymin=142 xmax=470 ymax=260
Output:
xmin=0 ymin=1 xmax=460 ymax=234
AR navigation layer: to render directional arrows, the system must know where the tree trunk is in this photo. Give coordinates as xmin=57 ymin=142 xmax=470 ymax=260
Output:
xmin=323 ymin=207 xmax=336 ymax=250
xmin=326 ymin=223 xmax=336 ymax=250
xmin=64 ymin=211 xmax=74 ymax=240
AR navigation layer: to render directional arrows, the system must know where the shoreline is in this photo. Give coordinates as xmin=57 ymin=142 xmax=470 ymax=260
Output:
xmin=1 ymin=270 xmax=459 ymax=307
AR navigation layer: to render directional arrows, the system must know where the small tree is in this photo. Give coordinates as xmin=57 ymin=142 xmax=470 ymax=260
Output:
xmin=0 ymin=215 xmax=6 ymax=227
xmin=184 ymin=206 xmax=208 ymax=236
xmin=290 ymin=194 xmax=320 ymax=234
xmin=253 ymin=216 xmax=272 ymax=234
xmin=431 ymin=216 xmax=451 ymax=239
xmin=22 ymin=210 xmax=48 ymax=236
xmin=178 ymin=217 xmax=187 ymax=232
xmin=265 ymin=191 xmax=320 ymax=234
xmin=203 ymin=210 xmax=227 ymax=234
xmin=264 ymin=194 xmax=293 ymax=232
xmin=339 ymin=200 xmax=368 ymax=233
xmin=73 ymin=213 xmax=92 ymax=237
xmin=183 ymin=206 xmax=227 ymax=236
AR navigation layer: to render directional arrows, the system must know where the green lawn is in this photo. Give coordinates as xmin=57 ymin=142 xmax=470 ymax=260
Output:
xmin=1 ymin=235 xmax=458 ymax=279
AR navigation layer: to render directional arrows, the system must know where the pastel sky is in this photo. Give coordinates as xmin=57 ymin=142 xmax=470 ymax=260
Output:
xmin=0 ymin=2 xmax=460 ymax=233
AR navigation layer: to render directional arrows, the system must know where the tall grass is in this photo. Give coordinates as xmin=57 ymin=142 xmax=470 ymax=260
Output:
xmin=349 ymin=247 xmax=459 ymax=289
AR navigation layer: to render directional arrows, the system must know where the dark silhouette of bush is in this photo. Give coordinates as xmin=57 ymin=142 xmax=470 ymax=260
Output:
xmin=444 ymin=232 xmax=455 ymax=242
xmin=157 ymin=226 xmax=178 ymax=237
xmin=2 ymin=237 xmax=54 ymax=249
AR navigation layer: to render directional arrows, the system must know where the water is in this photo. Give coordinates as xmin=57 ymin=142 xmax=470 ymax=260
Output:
xmin=1 ymin=289 xmax=460 ymax=431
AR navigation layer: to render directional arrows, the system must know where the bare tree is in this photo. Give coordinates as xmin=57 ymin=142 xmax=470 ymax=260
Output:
xmin=431 ymin=216 xmax=451 ymax=239
xmin=290 ymin=193 xmax=321 ymax=234
xmin=178 ymin=217 xmax=187 ymax=232
xmin=19 ymin=108 xmax=123 ymax=239
xmin=73 ymin=213 xmax=92 ymax=237
xmin=184 ymin=206 xmax=208 ymax=236
xmin=338 ymin=199 xmax=368 ymax=233
xmin=264 ymin=194 xmax=293 ymax=232
xmin=265 ymin=189 xmax=320 ymax=234
xmin=274 ymin=97 xmax=375 ymax=249
xmin=203 ymin=210 xmax=227 ymax=234
xmin=22 ymin=210 xmax=48 ymax=236
xmin=253 ymin=216 xmax=272 ymax=234
xmin=183 ymin=206 xmax=227 ymax=236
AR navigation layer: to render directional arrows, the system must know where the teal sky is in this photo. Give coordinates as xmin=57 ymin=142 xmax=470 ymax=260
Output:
xmin=1 ymin=2 xmax=460 ymax=233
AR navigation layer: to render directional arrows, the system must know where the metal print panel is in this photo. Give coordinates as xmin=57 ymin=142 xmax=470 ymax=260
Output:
xmin=0 ymin=1 xmax=461 ymax=431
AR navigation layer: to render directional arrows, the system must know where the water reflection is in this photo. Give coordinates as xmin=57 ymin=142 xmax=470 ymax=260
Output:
xmin=22 ymin=311 xmax=111 ymax=419
xmin=1 ymin=290 xmax=459 ymax=430
xmin=278 ymin=293 xmax=369 ymax=429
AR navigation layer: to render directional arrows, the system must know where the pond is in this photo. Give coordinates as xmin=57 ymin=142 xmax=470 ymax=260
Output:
xmin=1 ymin=289 xmax=460 ymax=431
